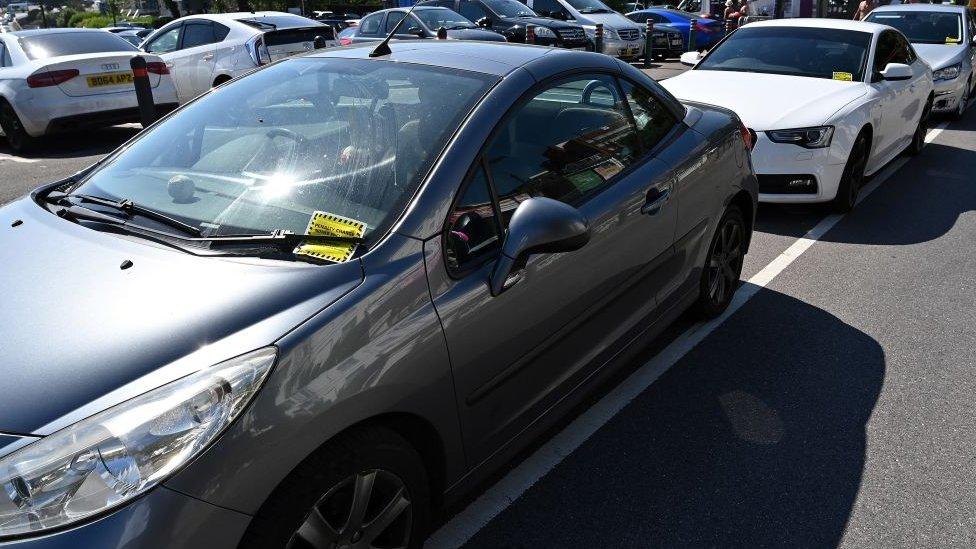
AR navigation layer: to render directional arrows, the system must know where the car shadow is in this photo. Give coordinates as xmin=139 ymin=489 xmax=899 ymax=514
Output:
xmin=0 ymin=125 xmax=141 ymax=160
xmin=462 ymin=285 xmax=885 ymax=548
xmin=756 ymin=111 xmax=976 ymax=246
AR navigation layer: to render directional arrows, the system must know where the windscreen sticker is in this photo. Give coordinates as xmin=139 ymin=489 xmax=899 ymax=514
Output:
xmin=294 ymin=211 xmax=367 ymax=263
xmin=946 ymin=37 xmax=961 ymax=44
xmin=832 ymin=72 xmax=853 ymax=81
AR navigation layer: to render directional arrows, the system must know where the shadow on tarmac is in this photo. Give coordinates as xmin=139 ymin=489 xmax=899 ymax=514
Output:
xmin=0 ymin=125 xmax=141 ymax=160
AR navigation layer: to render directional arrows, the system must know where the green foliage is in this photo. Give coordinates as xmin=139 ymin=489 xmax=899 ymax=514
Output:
xmin=56 ymin=7 xmax=77 ymax=27
xmin=78 ymin=15 xmax=114 ymax=27
xmin=67 ymin=10 xmax=103 ymax=27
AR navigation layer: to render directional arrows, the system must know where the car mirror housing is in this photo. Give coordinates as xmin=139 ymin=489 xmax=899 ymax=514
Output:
xmin=489 ymin=197 xmax=590 ymax=296
xmin=680 ymin=50 xmax=702 ymax=66
xmin=476 ymin=16 xmax=491 ymax=28
xmin=880 ymin=62 xmax=912 ymax=81
xmin=407 ymin=25 xmax=425 ymax=37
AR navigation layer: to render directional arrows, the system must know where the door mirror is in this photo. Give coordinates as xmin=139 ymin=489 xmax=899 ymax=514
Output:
xmin=489 ymin=197 xmax=590 ymax=296
xmin=880 ymin=62 xmax=912 ymax=81
xmin=680 ymin=51 xmax=702 ymax=66
xmin=476 ymin=16 xmax=491 ymax=28
xmin=406 ymin=25 xmax=425 ymax=37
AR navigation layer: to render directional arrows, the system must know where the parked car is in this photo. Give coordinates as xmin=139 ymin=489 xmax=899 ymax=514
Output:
xmin=865 ymin=3 xmax=975 ymax=119
xmin=337 ymin=24 xmax=357 ymax=45
xmin=349 ymin=6 xmax=506 ymax=43
xmin=666 ymin=19 xmax=934 ymax=212
xmin=0 ymin=40 xmax=755 ymax=548
xmin=637 ymin=18 xmax=686 ymax=58
xmin=525 ymin=0 xmax=646 ymax=59
xmin=140 ymin=11 xmax=337 ymax=103
xmin=0 ymin=28 xmax=178 ymax=153
xmin=313 ymin=10 xmax=362 ymax=34
xmin=114 ymin=28 xmax=153 ymax=47
xmin=627 ymin=8 xmax=722 ymax=50
xmin=431 ymin=0 xmax=590 ymax=49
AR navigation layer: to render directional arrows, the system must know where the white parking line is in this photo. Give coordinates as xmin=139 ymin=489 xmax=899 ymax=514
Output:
xmin=0 ymin=153 xmax=38 ymax=164
xmin=425 ymin=114 xmax=960 ymax=549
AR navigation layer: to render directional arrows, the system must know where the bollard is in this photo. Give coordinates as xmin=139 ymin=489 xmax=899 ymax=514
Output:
xmin=688 ymin=18 xmax=697 ymax=52
xmin=644 ymin=18 xmax=654 ymax=68
xmin=437 ymin=26 xmax=448 ymax=39
xmin=313 ymin=35 xmax=327 ymax=49
xmin=129 ymin=56 xmax=156 ymax=128
xmin=594 ymin=23 xmax=604 ymax=54
xmin=525 ymin=24 xmax=536 ymax=44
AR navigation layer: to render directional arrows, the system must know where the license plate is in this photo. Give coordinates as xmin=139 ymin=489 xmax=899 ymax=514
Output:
xmin=671 ymin=38 xmax=683 ymax=46
xmin=86 ymin=72 xmax=134 ymax=88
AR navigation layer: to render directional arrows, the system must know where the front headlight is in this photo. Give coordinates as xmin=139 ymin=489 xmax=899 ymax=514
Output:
xmin=582 ymin=25 xmax=617 ymax=40
xmin=933 ymin=63 xmax=961 ymax=81
xmin=532 ymin=26 xmax=556 ymax=38
xmin=766 ymin=126 xmax=834 ymax=149
xmin=0 ymin=347 xmax=276 ymax=538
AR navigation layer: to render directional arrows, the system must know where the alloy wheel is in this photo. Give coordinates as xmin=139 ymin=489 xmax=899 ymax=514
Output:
xmin=288 ymin=469 xmax=413 ymax=549
xmin=957 ymin=82 xmax=971 ymax=118
xmin=706 ymin=218 xmax=744 ymax=307
xmin=845 ymin=135 xmax=869 ymax=207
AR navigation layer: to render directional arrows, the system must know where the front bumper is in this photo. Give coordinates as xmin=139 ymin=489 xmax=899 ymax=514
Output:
xmin=751 ymin=132 xmax=847 ymax=203
xmin=0 ymin=486 xmax=251 ymax=548
xmin=45 ymin=103 xmax=179 ymax=134
xmin=598 ymin=37 xmax=644 ymax=59
xmin=931 ymin=77 xmax=968 ymax=113
xmin=649 ymin=35 xmax=686 ymax=58
xmin=14 ymin=86 xmax=180 ymax=137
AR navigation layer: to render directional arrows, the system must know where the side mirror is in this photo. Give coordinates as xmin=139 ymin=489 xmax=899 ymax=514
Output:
xmin=489 ymin=197 xmax=590 ymax=296
xmin=406 ymin=25 xmax=425 ymax=37
xmin=880 ymin=62 xmax=912 ymax=81
xmin=680 ymin=50 xmax=702 ymax=66
xmin=476 ymin=16 xmax=491 ymax=28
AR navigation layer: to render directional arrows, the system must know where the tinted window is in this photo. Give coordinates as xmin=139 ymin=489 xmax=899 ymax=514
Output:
xmin=485 ymin=75 xmax=640 ymax=227
xmin=358 ymin=13 xmax=384 ymax=35
xmin=865 ymin=11 xmax=963 ymax=44
xmin=564 ymin=0 xmax=615 ymax=14
xmin=181 ymin=22 xmax=216 ymax=49
xmin=534 ymin=0 xmax=565 ymax=16
xmin=415 ymin=9 xmax=476 ymax=29
xmin=0 ymin=42 xmax=6 ymax=67
xmin=71 ymin=58 xmax=496 ymax=252
xmin=484 ymin=0 xmax=538 ymax=17
xmin=628 ymin=11 xmax=666 ymax=23
xmin=20 ymin=32 xmax=137 ymax=60
xmin=619 ymin=79 xmax=677 ymax=152
xmin=874 ymin=30 xmax=908 ymax=72
xmin=214 ymin=23 xmax=231 ymax=41
xmin=893 ymin=32 xmax=916 ymax=63
xmin=386 ymin=12 xmax=417 ymax=33
xmin=459 ymin=1 xmax=491 ymax=21
xmin=236 ymin=14 xmax=322 ymax=29
xmin=146 ymin=26 xmax=181 ymax=53
xmin=446 ymin=165 xmax=502 ymax=272
xmin=698 ymin=26 xmax=872 ymax=81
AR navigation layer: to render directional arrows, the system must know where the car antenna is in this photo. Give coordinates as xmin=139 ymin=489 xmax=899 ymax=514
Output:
xmin=370 ymin=0 xmax=428 ymax=57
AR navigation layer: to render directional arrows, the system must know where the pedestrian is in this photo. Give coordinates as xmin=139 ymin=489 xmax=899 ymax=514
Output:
xmin=723 ymin=0 xmax=735 ymax=20
xmin=852 ymin=0 xmax=875 ymax=21
xmin=738 ymin=0 xmax=749 ymax=21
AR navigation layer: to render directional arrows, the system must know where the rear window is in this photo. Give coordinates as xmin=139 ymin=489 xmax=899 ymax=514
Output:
xmin=264 ymin=25 xmax=336 ymax=45
xmin=865 ymin=11 xmax=964 ymax=44
xmin=236 ymin=14 xmax=324 ymax=30
xmin=20 ymin=32 xmax=137 ymax=60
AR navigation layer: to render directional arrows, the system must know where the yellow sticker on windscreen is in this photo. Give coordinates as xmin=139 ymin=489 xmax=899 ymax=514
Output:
xmin=294 ymin=211 xmax=367 ymax=263
xmin=832 ymin=72 xmax=853 ymax=81
xmin=946 ymin=37 xmax=961 ymax=44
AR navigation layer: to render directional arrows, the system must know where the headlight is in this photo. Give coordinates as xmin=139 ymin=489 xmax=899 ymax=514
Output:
xmin=532 ymin=26 xmax=556 ymax=38
xmin=0 ymin=347 xmax=277 ymax=538
xmin=933 ymin=63 xmax=961 ymax=81
xmin=766 ymin=126 xmax=834 ymax=149
xmin=582 ymin=25 xmax=617 ymax=39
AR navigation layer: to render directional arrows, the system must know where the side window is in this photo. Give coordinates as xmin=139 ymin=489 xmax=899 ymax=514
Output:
xmin=446 ymin=165 xmax=502 ymax=272
xmin=214 ymin=23 xmax=231 ymax=41
xmin=181 ymin=22 xmax=216 ymax=49
xmin=485 ymin=74 xmax=641 ymax=228
xmin=619 ymin=78 xmax=677 ymax=152
xmin=2 ymin=44 xmax=10 ymax=67
xmin=387 ymin=13 xmax=421 ymax=33
xmin=890 ymin=32 xmax=912 ymax=64
xmin=0 ymin=42 xmax=6 ymax=68
xmin=145 ymin=25 xmax=181 ymax=53
xmin=459 ymin=1 xmax=490 ymax=22
xmin=359 ymin=13 xmax=384 ymax=35
xmin=873 ymin=31 xmax=897 ymax=74
xmin=534 ymin=0 xmax=565 ymax=17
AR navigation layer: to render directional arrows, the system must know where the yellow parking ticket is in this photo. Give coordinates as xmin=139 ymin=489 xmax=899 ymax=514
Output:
xmin=946 ymin=37 xmax=961 ymax=44
xmin=294 ymin=211 xmax=367 ymax=263
xmin=832 ymin=72 xmax=853 ymax=81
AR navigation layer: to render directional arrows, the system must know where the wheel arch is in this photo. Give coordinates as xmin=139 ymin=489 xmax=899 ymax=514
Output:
xmin=729 ymin=189 xmax=754 ymax=253
xmin=212 ymin=73 xmax=232 ymax=87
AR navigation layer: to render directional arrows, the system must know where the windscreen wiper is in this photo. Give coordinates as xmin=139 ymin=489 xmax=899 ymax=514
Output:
xmin=47 ymin=192 xmax=202 ymax=237
xmin=201 ymin=230 xmax=365 ymax=248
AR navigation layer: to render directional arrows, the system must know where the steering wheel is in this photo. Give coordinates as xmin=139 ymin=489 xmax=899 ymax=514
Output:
xmin=266 ymin=127 xmax=306 ymax=144
xmin=582 ymin=80 xmax=620 ymax=106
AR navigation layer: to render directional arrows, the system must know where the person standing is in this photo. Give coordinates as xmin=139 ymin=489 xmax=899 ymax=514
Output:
xmin=852 ymin=0 xmax=875 ymax=21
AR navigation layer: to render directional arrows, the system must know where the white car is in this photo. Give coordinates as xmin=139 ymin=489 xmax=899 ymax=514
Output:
xmin=665 ymin=19 xmax=934 ymax=211
xmin=140 ymin=11 xmax=337 ymax=104
xmin=0 ymin=29 xmax=179 ymax=153
xmin=866 ymin=4 xmax=975 ymax=120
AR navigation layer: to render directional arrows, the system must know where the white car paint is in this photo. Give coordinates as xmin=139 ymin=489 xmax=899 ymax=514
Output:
xmin=140 ymin=11 xmax=337 ymax=104
xmin=0 ymin=29 xmax=178 ymax=145
xmin=663 ymin=18 xmax=934 ymax=205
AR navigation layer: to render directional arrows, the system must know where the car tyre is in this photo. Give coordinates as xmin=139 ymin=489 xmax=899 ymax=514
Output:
xmin=239 ymin=425 xmax=430 ymax=549
xmin=0 ymin=101 xmax=38 ymax=155
xmin=692 ymin=204 xmax=746 ymax=319
xmin=950 ymin=78 xmax=971 ymax=121
xmin=906 ymin=98 xmax=931 ymax=156
xmin=832 ymin=130 xmax=869 ymax=213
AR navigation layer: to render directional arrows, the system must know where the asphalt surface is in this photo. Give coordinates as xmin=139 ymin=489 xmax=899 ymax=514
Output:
xmin=1 ymin=61 xmax=974 ymax=548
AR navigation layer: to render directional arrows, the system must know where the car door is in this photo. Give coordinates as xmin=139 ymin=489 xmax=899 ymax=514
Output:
xmin=425 ymin=73 xmax=678 ymax=463
xmin=385 ymin=12 xmax=427 ymax=40
xmin=143 ymin=24 xmax=184 ymax=95
xmin=868 ymin=30 xmax=908 ymax=163
xmin=351 ymin=12 xmax=385 ymax=43
xmin=173 ymin=20 xmax=220 ymax=101
xmin=892 ymin=31 xmax=927 ymax=145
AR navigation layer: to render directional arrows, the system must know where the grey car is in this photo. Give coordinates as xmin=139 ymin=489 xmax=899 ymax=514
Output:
xmin=0 ymin=41 xmax=756 ymax=548
xmin=351 ymin=6 xmax=507 ymax=43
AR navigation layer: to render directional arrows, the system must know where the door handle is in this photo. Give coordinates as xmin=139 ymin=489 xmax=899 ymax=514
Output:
xmin=641 ymin=186 xmax=672 ymax=215
xmin=202 ymin=53 xmax=214 ymax=61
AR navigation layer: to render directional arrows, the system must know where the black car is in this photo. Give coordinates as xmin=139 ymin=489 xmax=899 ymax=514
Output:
xmin=646 ymin=22 xmax=685 ymax=59
xmin=351 ymin=7 xmax=507 ymax=43
xmin=431 ymin=0 xmax=590 ymax=48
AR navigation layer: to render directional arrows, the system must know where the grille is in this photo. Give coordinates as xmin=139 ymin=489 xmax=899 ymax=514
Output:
xmin=617 ymin=28 xmax=639 ymax=41
xmin=557 ymin=27 xmax=586 ymax=41
xmin=757 ymin=174 xmax=819 ymax=195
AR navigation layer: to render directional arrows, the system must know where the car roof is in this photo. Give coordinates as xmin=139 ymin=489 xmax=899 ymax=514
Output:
xmin=308 ymin=40 xmax=593 ymax=77
xmin=745 ymin=18 xmax=888 ymax=34
xmin=381 ymin=6 xmax=454 ymax=12
xmin=7 ymin=28 xmax=110 ymax=37
xmin=871 ymin=3 xmax=968 ymax=13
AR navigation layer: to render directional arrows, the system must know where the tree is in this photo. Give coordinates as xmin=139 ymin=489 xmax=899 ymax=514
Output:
xmin=163 ymin=0 xmax=182 ymax=17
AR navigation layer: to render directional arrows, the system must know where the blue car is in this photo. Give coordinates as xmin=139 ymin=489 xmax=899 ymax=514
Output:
xmin=627 ymin=8 xmax=723 ymax=49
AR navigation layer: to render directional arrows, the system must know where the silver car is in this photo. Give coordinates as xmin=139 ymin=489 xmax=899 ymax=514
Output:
xmin=866 ymin=4 xmax=976 ymax=119
xmin=0 ymin=41 xmax=756 ymax=548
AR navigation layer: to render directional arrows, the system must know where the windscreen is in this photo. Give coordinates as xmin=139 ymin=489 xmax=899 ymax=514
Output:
xmin=565 ymin=0 xmax=615 ymax=13
xmin=865 ymin=11 xmax=963 ymax=44
xmin=488 ymin=0 xmax=538 ymax=17
xmin=20 ymin=32 xmax=137 ymax=60
xmin=415 ymin=9 xmax=477 ymax=29
xmin=697 ymin=26 xmax=872 ymax=81
xmin=70 ymin=58 xmax=497 ymax=247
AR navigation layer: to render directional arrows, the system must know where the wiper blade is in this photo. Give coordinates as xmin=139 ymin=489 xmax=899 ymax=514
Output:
xmin=202 ymin=230 xmax=365 ymax=247
xmin=49 ymin=192 xmax=202 ymax=237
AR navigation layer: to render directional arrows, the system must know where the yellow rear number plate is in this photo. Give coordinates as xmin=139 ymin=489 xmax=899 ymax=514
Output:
xmin=86 ymin=72 xmax=134 ymax=88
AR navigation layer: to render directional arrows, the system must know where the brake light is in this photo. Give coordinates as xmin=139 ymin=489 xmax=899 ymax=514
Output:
xmin=26 ymin=69 xmax=79 ymax=88
xmin=739 ymin=123 xmax=755 ymax=151
xmin=339 ymin=36 xmax=353 ymax=46
xmin=694 ymin=21 xmax=714 ymax=33
xmin=247 ymin=36 xmax=272 ymax=66
xmin=145 ymin=61 xmax=169 ymax=75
